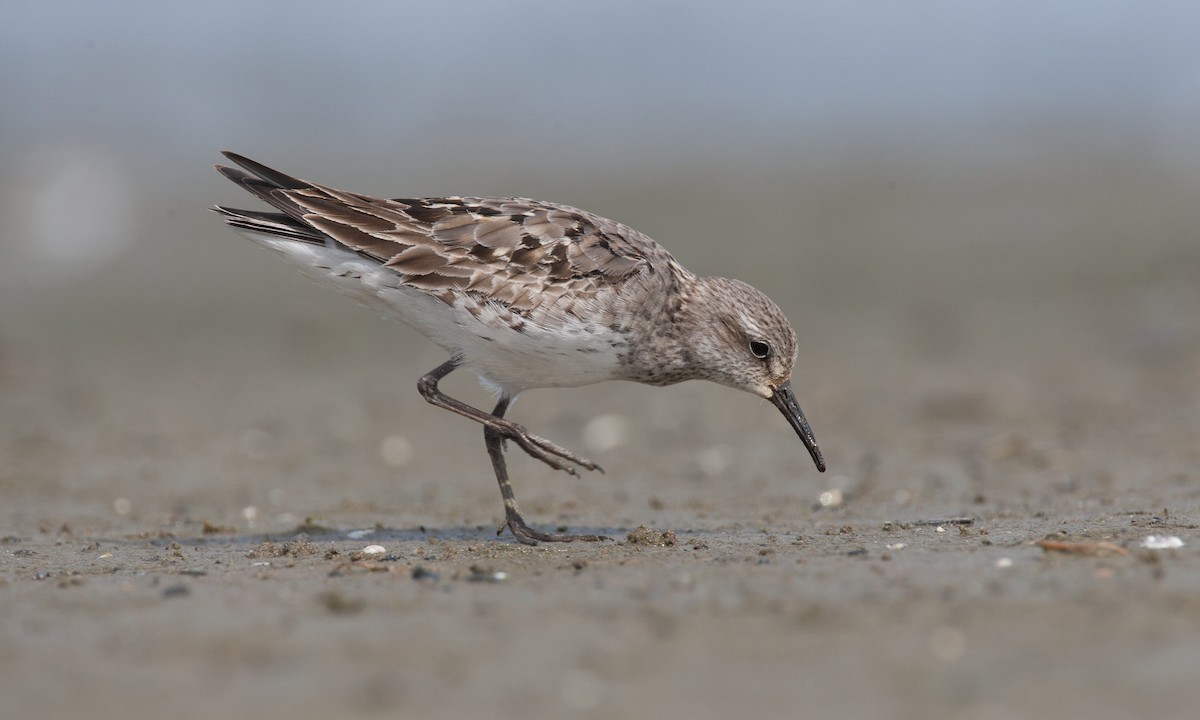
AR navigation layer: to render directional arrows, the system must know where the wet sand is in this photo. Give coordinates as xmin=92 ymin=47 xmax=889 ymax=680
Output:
xmin=2 ymin=233 xmax=1199 ymax=720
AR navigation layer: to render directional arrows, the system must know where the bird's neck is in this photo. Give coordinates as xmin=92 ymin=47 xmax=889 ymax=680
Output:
xmin=618 ymin=274 xmax=728 ymax=387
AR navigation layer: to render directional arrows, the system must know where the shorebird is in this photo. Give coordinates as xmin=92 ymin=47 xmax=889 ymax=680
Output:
xmin=213 ymin=152 xmax=825 ymax=544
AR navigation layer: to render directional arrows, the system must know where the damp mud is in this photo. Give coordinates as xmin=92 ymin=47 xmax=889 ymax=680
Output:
xmin=2 ymin=255 xmax=1199 ymax=720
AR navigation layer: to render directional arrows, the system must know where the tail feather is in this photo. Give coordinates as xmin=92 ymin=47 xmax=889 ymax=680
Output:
xmin=211 ymin=205 xmax=324 ymax=245
xmin=214 ymin=152 xmax=329 ymax=245
xmin=215 ymin=163 xmax=310 ymax=223
xmin=215 ymin=152 xmax=400 ymax=273
xmin=220 ymin=151 xmax=309 ymax=190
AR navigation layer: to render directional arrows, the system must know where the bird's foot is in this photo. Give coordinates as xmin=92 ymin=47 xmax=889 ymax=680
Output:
xmin=499 ymin=421 xmax=604 ymax=476
xmin=501 ymin=516 xmax=609 ymax=546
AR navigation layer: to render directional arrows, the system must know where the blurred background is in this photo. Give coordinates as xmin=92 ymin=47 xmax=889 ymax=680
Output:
xmin=4 ymin=1 xmax=1200 ymax=295
xmin=2 ymin=0 xmax=1198 ymax=521
xmin=4 ymin=4 xmax=1200 ymax=720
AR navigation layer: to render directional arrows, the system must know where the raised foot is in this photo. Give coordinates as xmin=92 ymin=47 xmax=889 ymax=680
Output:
xmin=502 ymin=421 xmax=604 ymax=476
xmin=502 ymin=518 xmax=610 ymax=546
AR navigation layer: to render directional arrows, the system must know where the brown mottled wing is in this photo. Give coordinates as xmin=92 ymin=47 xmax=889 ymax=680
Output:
xmin=297 ymin=192 xmax=666 ymax=309
xmin=216 ymin=153 xmax=671 ymax=312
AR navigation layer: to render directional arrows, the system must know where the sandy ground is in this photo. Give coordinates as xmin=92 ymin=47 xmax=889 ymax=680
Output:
xmin=2 ymin=230 xmax=1199 ymax=719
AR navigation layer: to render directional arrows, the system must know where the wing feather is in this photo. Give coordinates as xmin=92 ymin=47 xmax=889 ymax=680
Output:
xmin=214 ymin=153 xmax=680 ymax=311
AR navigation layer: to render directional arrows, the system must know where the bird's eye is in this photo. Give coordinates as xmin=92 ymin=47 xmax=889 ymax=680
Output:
xmin=749 ymin=340 xmax=770 ymax=359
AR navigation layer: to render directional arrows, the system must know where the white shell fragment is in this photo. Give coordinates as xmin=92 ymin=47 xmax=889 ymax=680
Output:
xmin=1140 ymin=535 xmax=1184 ymax=550
xmin=818 ymin=489 xmax=844 ymax=508
xmin=361 ymin=545 xmax=387 ymax=555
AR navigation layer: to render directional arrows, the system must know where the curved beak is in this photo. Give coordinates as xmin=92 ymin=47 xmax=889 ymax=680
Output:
xmin=770 ymin=382 xmax=826 ymax=472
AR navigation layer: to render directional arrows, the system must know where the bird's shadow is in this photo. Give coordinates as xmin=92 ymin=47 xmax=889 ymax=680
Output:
xmin=97 ymin=523 xmax=631 ymax=550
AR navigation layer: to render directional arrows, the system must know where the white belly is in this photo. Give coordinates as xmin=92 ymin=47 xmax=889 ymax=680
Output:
xmin=244 ymin=233 xmax=623 ymax=395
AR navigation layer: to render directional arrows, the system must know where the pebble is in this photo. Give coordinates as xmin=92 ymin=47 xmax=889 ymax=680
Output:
xmin=468 ymin=565 xmax=507 ymax=583
xmin=818 ymin=488 xmax=844 ymax=508
xmin=411 ymin=566 xmax=439 ymax=582
xmin=1141 ymin=535 xmax=1184 ymax=550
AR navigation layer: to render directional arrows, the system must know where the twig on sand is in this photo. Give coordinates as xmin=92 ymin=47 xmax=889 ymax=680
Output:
xmin=908 ymin=517 xmax=975 ymax=527
xmin=1035 ymin=539 xmax=1129 ymax=557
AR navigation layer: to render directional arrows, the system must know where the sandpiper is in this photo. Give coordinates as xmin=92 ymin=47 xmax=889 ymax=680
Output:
xmin=213 ymin=152 xmax=825 ymax=544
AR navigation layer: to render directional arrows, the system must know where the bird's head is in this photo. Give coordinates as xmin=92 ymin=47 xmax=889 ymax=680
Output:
xmin=686 ymin=277 xmax=825 ymax=472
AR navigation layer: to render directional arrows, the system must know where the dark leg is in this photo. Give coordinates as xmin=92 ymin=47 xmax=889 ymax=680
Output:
xmin=417 ymin=357 xmax=608 ymax=545
xmin=417 ymin=358 xmax=603 ymax=475
xmin=485 ymin=397 xmax=608 ymax=545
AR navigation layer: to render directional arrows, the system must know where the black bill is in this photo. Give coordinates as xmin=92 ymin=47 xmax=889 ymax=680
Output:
xmin=770 ymin=382 xmax=826 ymax=472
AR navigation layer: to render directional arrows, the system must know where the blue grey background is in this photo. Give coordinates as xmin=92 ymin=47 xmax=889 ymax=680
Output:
xmin=2 ymin=0 xmax=1198 ymax=302
xmin=4 ymin=5 xmax=1200 ymax=720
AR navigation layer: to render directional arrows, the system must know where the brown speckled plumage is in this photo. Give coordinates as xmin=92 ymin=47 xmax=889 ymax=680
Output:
xmin=213 ymin=152 xmax=823 ymax=545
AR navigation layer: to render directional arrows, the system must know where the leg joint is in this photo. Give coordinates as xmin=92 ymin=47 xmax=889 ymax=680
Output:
xmin=417 ymin=357 xmax=460 ymax=403
xmin=416 ymin=373 xmax=438 ymax=401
